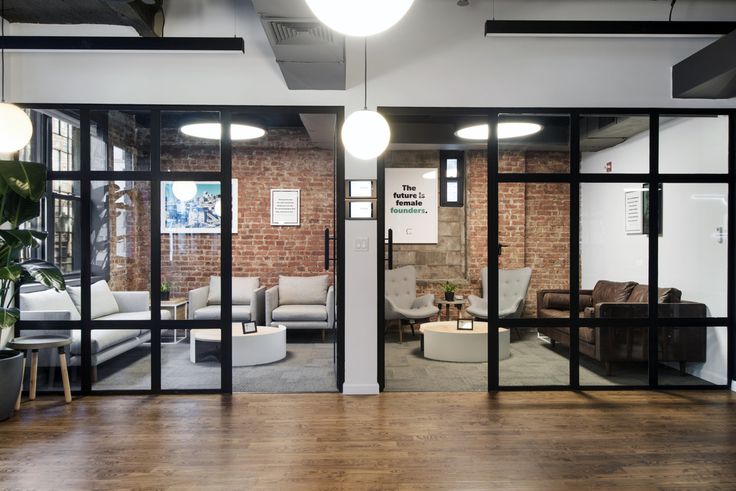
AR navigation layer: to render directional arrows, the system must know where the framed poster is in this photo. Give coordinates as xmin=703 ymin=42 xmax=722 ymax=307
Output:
xmin=624 ymin=189 xmax=644 ymax=235
xmin=271 ymin=189 xmax=300 ymax=226
xmin=385 ymin=168 xmax=438 ymax=244
xmin=161 ymin=180 xmax=238 ymax=234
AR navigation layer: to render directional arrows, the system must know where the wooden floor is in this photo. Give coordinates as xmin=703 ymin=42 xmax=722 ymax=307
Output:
xmin=1 ymin=391 xmax=735 ymax=490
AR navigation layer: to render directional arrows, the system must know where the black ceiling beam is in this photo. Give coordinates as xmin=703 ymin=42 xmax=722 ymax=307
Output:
xmin=673 ymin=29 xmax=736 ymax=99
xmin=101 ymin=0 xmax=163 ymax=38
xmin=485 ymin=20 xmax=736 ymax=37
xmin=0 ymin=36 xmax=245 ymax=52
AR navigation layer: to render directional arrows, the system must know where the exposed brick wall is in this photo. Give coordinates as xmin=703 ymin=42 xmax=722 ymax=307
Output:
xmin=388 ymin=149 xmax=569 ymax=317
xmin=103 ymin=126 xmax=334 ymax=299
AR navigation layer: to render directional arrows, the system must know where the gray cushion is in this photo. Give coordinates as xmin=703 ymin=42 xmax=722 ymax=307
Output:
xmin=68 ymin=280 xmax=120 ymax=319
xmin=385 ymin=266 xmax=418 ymax=310
xmin=272 ymin=304 xmax=327 ymax=322
xmin=20 ymin=288 xmax=81 ymax=321
xmin=193 ymin=305 xmax=252 ymax=321
xmin=278 ymin=275 xmax=328 ymax=305
xmin=90 ymin=329 xmax=142 ymax=354
xmin=207 ymin=276 xmax=259 ymax=305
xmin=97 ymin=310 xmax=172 ymax=321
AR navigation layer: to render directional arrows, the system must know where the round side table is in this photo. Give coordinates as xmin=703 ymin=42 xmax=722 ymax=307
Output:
xmin=8 ymin=335 xmax=73 ymax=409
xmin=435 ymin=298 xmax=467 ymax=321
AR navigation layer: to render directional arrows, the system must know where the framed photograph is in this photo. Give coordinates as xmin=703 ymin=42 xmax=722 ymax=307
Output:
xmin=241 ymin=322 xmax=257 ymax=335
xmin=161 ymin=180 xmax=238 ymax=234
xmin=457 ymin=318 xmax=474 ymax=331
xmin=271 ymin=189 xmax=300 ymax=226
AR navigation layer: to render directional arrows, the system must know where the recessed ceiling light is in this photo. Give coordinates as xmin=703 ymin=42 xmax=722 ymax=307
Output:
xmin=180 ymin=123 xmax=266 ymax=141
xmin=454 ymin=122 xmax=543 ymax=141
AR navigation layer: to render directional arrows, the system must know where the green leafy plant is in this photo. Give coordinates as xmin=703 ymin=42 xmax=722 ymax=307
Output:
xmin=0 ymin=160 xmax=65 ymax=347
xmin=441 ymin=281 xmax=457 ymax=293
xmin=160 ymin=280 xmax=170 ymax=293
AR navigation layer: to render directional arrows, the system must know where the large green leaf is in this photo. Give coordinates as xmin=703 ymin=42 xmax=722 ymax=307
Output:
xmin=20 ymin=259 xmax=66 ymax=291
xmin=0 ymin=265 xmax=21 ymax=282
xmin=1 ymin=191 xmax=41 ymax=228
xmin=0 ymin=307 xmax=19 ymax=328
xmin=0 ymin=230 xmax=47 ymax=249
xmin=0 ymin=160 xmax=46 ymax=201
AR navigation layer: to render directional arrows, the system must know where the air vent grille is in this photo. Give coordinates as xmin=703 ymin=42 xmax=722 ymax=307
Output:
xmin=267 ymin=20 xmax=336 ymax=46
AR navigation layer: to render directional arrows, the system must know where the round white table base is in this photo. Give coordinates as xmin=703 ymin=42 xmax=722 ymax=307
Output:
xmin=419 ymin=321 xmax=510 ymax=363
xmin=190 ymin=324 xmax=287 ymax=367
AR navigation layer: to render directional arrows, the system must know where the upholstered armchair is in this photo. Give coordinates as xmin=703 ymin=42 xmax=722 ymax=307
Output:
xmin=384 ymin=265 xmax=439 ymax=342
xmin=265 ymin=275 xmax=335 ymax=339
xmin=466 ymin=267 xmax=533 ymax=320
xmin=188 ymin=276 xmax=265 ymax=325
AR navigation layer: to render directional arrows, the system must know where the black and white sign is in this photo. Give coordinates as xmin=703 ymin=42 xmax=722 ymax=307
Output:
xmin=271 ymin=189 xmax=300 ymax=226
xmin=385 ymin=168 xmax=438 ymax=244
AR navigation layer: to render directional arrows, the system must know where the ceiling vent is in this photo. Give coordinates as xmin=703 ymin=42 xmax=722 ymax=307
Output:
xmin=266 ymin=19 xmax=336 ymax=46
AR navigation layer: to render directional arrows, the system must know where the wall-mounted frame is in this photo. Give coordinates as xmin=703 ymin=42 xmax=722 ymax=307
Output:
xmin=346 ymin=179 xmax=376 ymax=199
xmin=346 ymin=200 xmax=375 ymax=220
xmin=346 ymin=179 xmax=377 ymax=220
xmin=271 ymin=189 xmax=300 ymax=226
xmin=161 ymin=180 xmax=238 ymax=234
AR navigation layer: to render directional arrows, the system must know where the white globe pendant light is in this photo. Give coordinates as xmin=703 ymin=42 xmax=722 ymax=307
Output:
xmin=305 ymin=0 xmax=415 ymax=37
xmin=0 ymin=103 xmax=33 ymax=153
xmin=342 ymin=110 xmax=390 ymax=160
xmin=341 ymin=39 xmax=391 ymax=160
xmin=172 ymin=181 xmax=198 ymax=202
xmin=0 ymin=0 xmax=33 ymax=154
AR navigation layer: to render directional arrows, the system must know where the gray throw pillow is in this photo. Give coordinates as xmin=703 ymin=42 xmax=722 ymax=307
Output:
xmin=279 ymin=275 xmax=329 ymax=305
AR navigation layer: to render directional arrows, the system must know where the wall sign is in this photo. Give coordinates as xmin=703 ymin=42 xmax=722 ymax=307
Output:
xmin=625 ymin=189 xmax=644 ymax=235
xmin=271 ymin=189 xmax=300 ymax=226
xmin=385 ymin=168 xmax=438 ymax=244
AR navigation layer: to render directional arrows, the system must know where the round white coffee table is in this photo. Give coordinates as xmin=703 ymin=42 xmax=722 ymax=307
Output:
xmin=190 ymin=324 xmax=287 ymax=366
xmin=419 ymin=321 xmax=510 ymax=363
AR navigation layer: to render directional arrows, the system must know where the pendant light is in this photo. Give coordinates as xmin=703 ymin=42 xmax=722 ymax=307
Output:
xmin=180 ymin=123 xmax=265 ymax=141
xmin=172 ymin=181 xmax=198 ymax=202
xmin=0 ymin=0 xmax=33 ymax=154
xmin=454 ymin=122 xmax=543 ymax=141
xmin=305 ymin=0 xmax=415 ymax=37
xmin=341 ymin=39 xmax=390 ymax=160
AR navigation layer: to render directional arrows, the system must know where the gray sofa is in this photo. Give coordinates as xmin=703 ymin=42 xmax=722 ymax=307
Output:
xmin=188 ymin=276 xmax=266 ymax=324
xmin=265 ymin=275 xmax=335 ymax=337
xmin=19 ymin=280 xmax=171 ymax=378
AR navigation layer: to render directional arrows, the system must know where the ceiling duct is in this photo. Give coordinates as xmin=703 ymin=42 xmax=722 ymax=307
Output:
xmin=673 ymin=29 xmax=736 ymax=99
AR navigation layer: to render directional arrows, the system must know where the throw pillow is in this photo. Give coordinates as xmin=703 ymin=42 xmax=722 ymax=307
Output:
xmin=207 ymin=276 xmax=221 ymax=305
xmin=68 ymin=280 xmax=120 ymax=319
xmin=19 ymin=288 xmax=81 ymax=321
xmin=278 ymin=275 xmax=329 ymax=305
xmin=232 ymin=277 xmax=259 ymax=305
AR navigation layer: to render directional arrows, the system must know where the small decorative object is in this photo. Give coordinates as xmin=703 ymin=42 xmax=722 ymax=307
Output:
xmin=457 ymin=318 xmax=474 ymax=331
xmin=160 ymin=280 xmax=171 ymax=301
xmin=242 ymin=322 xmax=257 ymax=335
xmin=441 ymin=281 xmax=457 ymax=301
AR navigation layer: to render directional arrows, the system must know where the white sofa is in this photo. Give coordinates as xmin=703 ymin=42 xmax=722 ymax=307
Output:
xmin=188 ymin=276 xmax=266 ymax=324
xmin=19 ymin=280 xmax=171 ymax=377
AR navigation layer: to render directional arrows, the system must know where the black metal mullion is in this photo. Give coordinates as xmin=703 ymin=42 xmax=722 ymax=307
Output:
xmin=569 ymin=113 xmax=581 ymax=389
xmin=151 ymin=110 xmax=162 ymax=393
xmin=728 ymin=113 xmax=735 ymax=385
xmin=335 ymin=107 xmax=346 ymax=392
xmin=488 ymin=112 xmax=500 ymax=391
xmin=220 ymin=111 xmax=233 ymax=394
xmin=79 ymin=109 xmax=92 ymax=393
xmin=648 ymin=114 xmax=660 ymax=387
xmin=377 ymin=155 xmax=386 ymax=391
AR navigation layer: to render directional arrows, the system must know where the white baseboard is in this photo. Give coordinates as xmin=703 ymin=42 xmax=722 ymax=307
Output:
xmin=342 ymin=383 xmax=380 ymax=395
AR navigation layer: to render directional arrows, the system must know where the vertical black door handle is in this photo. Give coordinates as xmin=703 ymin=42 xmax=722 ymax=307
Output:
xmin=324 ymin=228 xmax=330 ymax=271
xmin=387 ymin=228 xmax=393 ymax=270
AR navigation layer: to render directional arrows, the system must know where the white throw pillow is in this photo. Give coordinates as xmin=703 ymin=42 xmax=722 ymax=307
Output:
xmin=207 ymin=276 xmax=221 ymax=305
xmin=207 ymin=276 xmax=259 ymax=305
xmin=20 ymin=288 xmax=81 ymax=321
xmin=279 ymin=275 xmax=329 ymax=305
xmin=68 ymin=280 xmax=120 ymax=319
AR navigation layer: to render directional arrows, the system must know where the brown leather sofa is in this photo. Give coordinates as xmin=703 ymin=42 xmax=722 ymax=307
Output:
xmin=537 ymin=280 xmax=707 ymax=375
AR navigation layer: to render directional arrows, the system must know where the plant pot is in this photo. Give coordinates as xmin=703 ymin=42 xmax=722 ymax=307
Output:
xmin=444 ymin=292 xmax=455 ymax=301
xmin=161 ymin=291 xmax=170 ymax=301
xmin=0 ymin=349 xmax=23 ymax=421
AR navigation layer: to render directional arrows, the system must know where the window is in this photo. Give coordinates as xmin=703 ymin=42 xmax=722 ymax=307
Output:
xmin=440 ymin=150 xmax=464 ymax=207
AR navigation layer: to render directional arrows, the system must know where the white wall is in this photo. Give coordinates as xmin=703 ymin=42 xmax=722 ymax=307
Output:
xmin=6 ymin=0 xmax=736 ymax=392
xmin=581 ymin=117 xmax=730 ymax=384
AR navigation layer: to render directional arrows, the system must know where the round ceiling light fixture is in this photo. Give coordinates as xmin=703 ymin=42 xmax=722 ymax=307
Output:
xmin=0 ymin=103 xmax=33 ymax=153
xmin=341 ymin=110 xmax=391 ymax=160
xmin=180 ymin=123 xmax=266 ymax=141
xmin=454 ymin=122 xmax=543 ymax=141
xmin=305 ymin=0 xmax=415 ymax=37
xmin=172 ymin=181 xmax=198 ymax=202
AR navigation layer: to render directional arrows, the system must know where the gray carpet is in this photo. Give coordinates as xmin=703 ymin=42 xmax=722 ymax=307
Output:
xmin=92 ymin=333 xmax=337 ymax=393
xmin=384 ymin=329 xmax=714 ymax=391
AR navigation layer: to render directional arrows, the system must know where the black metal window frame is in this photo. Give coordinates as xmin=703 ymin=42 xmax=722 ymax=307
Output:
xmin=439 ymin=150 xmax=465 ymax=207
xmin=377 ymin=106 xmax=735 ymax=392
xmin=15 ymin=104 xmax=346 ymax=396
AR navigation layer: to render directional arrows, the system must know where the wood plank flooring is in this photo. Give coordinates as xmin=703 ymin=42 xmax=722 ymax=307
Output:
xmin=1 ymin=391 xmax=735 ymax=490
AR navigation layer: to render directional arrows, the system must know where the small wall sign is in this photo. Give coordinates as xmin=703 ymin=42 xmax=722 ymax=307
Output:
xmin=271 ymin=189 xmax=300 ymax=226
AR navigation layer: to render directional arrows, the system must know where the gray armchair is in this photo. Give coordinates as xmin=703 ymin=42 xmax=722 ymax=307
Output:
xmin=385 ymin=265 xmax=439 ymax=342
xmin=265 ymin=275 xmax=335 ymax=339
xmin=188 ymin=276 xmax=265 ymax=325
xmin=467 ymin=267 xmax=532 ymax=320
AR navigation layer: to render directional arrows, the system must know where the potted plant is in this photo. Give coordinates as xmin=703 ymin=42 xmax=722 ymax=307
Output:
xmin=0 ymin=160 xmax=65 ymax=421
xmin=441 ymin=281 xmax=457 ymax=301
xmin=160 ymin=279 xmax=171 ymax=301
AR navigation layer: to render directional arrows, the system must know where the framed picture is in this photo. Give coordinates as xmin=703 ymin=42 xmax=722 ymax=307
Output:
xmin=457 ymin=318 xmax=474 ymax=331
xmin=271 ymin=189 xmax=300 ymax=226
xmin=242 ymin=322 xmax=257 ymax=335
xmin=161 ymin=180 xmax=238 ymax=234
